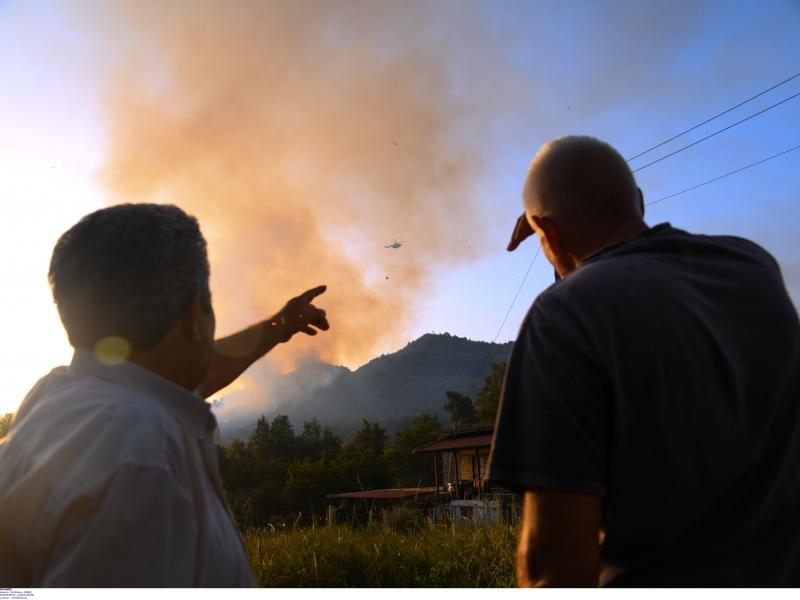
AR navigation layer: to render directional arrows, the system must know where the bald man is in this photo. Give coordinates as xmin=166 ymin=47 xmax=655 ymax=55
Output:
xmin=488 ymin=136 xmax=800 ymax=587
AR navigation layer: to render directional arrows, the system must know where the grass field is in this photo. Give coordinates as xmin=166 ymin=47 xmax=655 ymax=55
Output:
xmin=243 ymin=522 xmax=519 ymax=587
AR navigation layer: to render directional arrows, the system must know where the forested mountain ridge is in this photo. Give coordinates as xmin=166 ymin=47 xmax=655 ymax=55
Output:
xmin=217 ymin=333 xmax=514 ymax=442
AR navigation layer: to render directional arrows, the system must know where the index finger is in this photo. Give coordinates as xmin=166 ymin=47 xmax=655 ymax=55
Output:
xmin=300 ymin=285 xmax=327 ymax=303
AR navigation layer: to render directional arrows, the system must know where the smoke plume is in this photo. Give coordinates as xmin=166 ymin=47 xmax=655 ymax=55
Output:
xmin=86 ymin=0 xmax=516 ymax=374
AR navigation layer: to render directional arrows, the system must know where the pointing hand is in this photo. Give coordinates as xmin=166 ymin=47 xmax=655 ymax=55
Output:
xmin=271 ymin=285 xmax=330 ymax=342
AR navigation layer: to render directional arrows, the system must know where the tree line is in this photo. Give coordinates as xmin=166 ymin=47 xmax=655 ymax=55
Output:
xmin=218 ymin=361 xmax=505 ymax=527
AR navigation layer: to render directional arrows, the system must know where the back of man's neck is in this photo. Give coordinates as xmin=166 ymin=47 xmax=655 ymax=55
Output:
xmin=129 ymin=351 xmax=195 ymax=392
xmin=579 ymin=219 xmax=649 ymax=263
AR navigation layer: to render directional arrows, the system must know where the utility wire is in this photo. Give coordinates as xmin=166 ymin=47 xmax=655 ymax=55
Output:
xmin=626 ymin=72 xmax=800 ymax=162
xmin=466 ymin=247 xmax=540 ymax=400
xmin=463 ymin=79 xmax=800 ymax=407
xmin=632 ymin=90 xmax=800 ymax=173
xmin=378 ymin=247 xmax=542 ymax=418
xmin=472 ymin=143 xmax=799 ymax=401
xmin=646 ymin=144 xmax=800 ymax=207
xmin=468 ymin=140 xmax=797 ymax=400
xmin=491 ymin=246 xmax=540 ymax=344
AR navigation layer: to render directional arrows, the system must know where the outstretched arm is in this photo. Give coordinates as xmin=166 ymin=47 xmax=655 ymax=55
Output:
xmin=199 ymin=285 xmax=329 ymax=398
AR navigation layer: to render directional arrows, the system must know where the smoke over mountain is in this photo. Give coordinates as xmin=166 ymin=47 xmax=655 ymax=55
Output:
xmin=86 ymin=0 xmax=521 ymax=376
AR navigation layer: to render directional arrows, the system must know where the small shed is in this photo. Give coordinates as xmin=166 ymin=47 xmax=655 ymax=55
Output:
xmin=324 ymin=427 xmax=521 ymax=526
xmin=413 ymin=427 xmax=494 ymax=500
xmin=414 ymin=427 xmax=521 ymax=525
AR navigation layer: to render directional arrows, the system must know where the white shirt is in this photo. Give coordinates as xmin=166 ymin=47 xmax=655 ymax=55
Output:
xmin=0 ymin=351 xmax=254 ymax=587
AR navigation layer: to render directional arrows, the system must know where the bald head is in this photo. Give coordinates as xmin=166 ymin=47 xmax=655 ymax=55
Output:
xmin=524 ymin=135 xmax=642 ymax=233
xmin=517 ymin=136 xmax=647 ymax=276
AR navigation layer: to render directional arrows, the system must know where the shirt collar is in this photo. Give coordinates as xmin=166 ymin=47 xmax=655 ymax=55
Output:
xmin=69 ymin=349 xmax=214 ymax=439
xmin=583 ymin=222 xmax=673 ymax=264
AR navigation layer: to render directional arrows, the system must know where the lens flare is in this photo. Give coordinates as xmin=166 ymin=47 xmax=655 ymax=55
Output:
xmin=94 ymin=336 xmax=132 ymax=366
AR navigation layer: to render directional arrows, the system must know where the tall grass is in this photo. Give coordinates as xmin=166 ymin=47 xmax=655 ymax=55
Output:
xmin=243 ymin=522 xmax=518 ymax=587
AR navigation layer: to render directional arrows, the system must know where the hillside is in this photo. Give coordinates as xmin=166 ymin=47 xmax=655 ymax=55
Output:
xmin=216 ymin=333 xmax=513 ymax=442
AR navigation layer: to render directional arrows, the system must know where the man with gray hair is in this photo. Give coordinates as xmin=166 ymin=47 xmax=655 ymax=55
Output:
xmin=0 ymin=203 xmax=329 ymax=586
xmin=488 ymin=136 xmax=800 ymax=586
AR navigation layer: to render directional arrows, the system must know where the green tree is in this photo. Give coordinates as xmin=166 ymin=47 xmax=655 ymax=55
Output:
xmin=332 ymin=448 xmax=392 ymax=492
xmin=0 ymin=413 xmax=12 ymax=439
xmin=296 ymin=419 xmax=342 ymax=461
xmin=346 ymin=419 xmax=386 ymax=455
xmin=385 ymin=413 xmax=442 ymax=487
xmin=221 ymin=439 xmax=263 ymax=490
xmin=284 ymin=458 xmax=335 ymax=517
xmin=248 ymin=414 xmax=298 ymax=461
xmin=300 ymin=419 xmax=323 ymax=461
xmin=246 ymin=458 xmax=291 ymax=525
xmin=248 ymin=415 xmax=271 ymax=460
xmin=267 ymin=415 xmax=297 ymax=460
xmin=443 ymin=390 xmax=475 ymax=427
xmin=475 ymin=362 xmax=506 ymax=425
xmin=320 ymin=425 xmax=342 ymax=460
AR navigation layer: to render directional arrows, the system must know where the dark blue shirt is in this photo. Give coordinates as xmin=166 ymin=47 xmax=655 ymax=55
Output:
xmin=489 ymin=223 xmax=800 ymax=586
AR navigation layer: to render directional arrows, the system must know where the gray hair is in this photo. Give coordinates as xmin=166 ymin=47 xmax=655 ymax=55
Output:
xmin=49 ymin=203 xmax=211 ymax=351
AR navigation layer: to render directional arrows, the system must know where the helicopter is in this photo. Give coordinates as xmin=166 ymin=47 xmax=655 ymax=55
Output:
xmin=384 ymin=238 xmax=406 ymax=249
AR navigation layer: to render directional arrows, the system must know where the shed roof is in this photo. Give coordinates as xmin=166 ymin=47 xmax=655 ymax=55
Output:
xmin=414 ymin=432 xmax=494 ymax=453
xmin=327 ymin=487 xmax=438 ymax=500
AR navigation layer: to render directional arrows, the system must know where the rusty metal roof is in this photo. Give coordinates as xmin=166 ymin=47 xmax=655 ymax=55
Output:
xmin=326 ymin=487 xmax=438 ymax=500
xmin=414 ymin=432 xmax=494 ymax=453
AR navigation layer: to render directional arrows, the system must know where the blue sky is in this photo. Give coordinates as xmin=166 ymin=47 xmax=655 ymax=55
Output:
xmin=0 ymin=0 xmax=798 ymax=414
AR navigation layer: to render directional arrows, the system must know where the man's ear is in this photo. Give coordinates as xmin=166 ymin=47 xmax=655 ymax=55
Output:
xmin=531 ymin=214 xmax=563 ymax=259
xmin=637 ymin=187 xmax=645 ymax=217
xmin=180 ymin=293 xmax=205 ymax=342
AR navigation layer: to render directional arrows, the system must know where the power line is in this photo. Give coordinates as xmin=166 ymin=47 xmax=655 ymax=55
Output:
xmin=491 ymin=246 xmax=540 ymax=344
xmin=484 ymin=78 xmax=799 ymax=339
xmin=626 ymin=72 xmax=800 ymax=162
xmin=466 ymin=247 xmax=541 ymax=400
xmin=464 ymin=78 xmax=800 ymax=403
xmin=632 ymin=90 xmax=800 ymax=173
xmin=646 ymin=144 xmax=800 ymax=207
xmin=378 ymin=246 xmax=541 ymax=420
xmin=474 ymin=141 xmax=796 ymax=395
